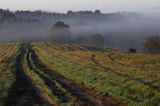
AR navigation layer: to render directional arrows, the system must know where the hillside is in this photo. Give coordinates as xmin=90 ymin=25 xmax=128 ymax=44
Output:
xmin=0 ymin=43 xmax=159 ymax=106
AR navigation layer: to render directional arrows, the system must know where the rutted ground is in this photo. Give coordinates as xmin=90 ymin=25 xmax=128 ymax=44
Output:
xmin=0 ymin=43 xmax=160 ymax=106
xmin=27 ymin=45 xmax=121 ymax=106
xmin=0 ymin=43 xmax=20 ymax=105
xmin=31 ymin=43 xmax=160 ymax=106
xmin=6 ymin=43 xmax=123 ymax=106
xmin=4 ymin=44 xmax=47 ymax=106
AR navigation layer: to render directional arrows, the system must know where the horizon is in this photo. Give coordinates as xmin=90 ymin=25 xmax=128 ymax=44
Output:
xmin=0 ymin=0 xmax=160 ymax=14
xmin=0 ymin=8 xmax=160 ymax=16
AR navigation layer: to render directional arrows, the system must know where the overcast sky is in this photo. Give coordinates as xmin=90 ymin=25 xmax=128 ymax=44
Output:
xmin=0 ymin=0 xmax=160 ymax=13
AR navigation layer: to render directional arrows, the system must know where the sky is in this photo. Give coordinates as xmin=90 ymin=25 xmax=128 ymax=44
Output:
xmin=0 ymin=0 xmax=160 ymax=13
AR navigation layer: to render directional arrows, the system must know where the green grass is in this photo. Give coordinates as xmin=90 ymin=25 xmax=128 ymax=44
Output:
xmin=0 ymin=44 xmax=20 ymax=105
xmin=32 ymin=43 xmax=160 ymax=106
xmin=23 ymin=49 xmax=75 ymax=106
xmin=0 ymin=43 xmax=159 ymax=105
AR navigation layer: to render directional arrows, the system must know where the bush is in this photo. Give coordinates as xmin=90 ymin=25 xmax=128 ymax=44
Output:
xmin=145 ymin=36 xmax=160 ymax=54
xmin=50 ymin=21 xmax=71 ymax=43
xmin=129 ymin=48 xmax=137 ymax=53
xmin=88 ymin=33 xmax=104 ymax=48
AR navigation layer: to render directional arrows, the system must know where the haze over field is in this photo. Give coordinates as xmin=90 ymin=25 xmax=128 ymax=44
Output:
xmin=0 ymin=1 xmax=160 ymax=106
xmin=0 ymin=0 xmax=160 ymax=52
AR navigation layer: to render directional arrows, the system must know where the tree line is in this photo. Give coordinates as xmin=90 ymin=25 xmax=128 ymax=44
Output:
xmin=50 ymin=21 xmax=160 ymax=54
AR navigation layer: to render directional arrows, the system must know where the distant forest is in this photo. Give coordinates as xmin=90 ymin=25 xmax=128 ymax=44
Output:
xmin=0 ymin=9 xmax=160 ymax=52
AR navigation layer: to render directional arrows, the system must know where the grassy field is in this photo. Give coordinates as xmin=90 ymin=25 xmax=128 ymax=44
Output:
xmin=0 ymin=42 xmax=159 ymax=106
xmin=0 ymin=43 xmax=20 ymax=105
xmin=31 ymin=42 xmax=160 ymax=106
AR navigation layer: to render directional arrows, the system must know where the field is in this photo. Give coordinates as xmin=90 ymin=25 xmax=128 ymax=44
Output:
xmin=0 ymin=42 xmax=159 ymax=106
xmin=0 ymin=43 xmax=19 ymax=105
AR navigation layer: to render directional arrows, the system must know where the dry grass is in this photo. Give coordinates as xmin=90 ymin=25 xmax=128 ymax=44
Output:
xmin=32 ymin=42 xmax=160 ymax=106
xmin=0 ymin=43 xmax=20 ymax=105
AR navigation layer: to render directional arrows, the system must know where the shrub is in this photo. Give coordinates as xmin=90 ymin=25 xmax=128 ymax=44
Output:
xmin=129 ymin=48 xmax=137 ymax=53
xmin=145 ymin=36 xmax=160 ymax=54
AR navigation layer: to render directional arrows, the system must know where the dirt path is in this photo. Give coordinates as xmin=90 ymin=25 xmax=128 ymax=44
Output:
xmin=4 ymin=44 xmax=48 ymax=106
xmin=29 ymin=46 xmax=124 ymax=106
xmin=26 ymin=50 xmax=70 ymax=104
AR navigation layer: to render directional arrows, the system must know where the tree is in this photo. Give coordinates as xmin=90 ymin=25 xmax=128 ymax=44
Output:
xmin=88 ymin=33 xmax=104 ymax=48
xmin=94 ymin=10 xmax=101 ymax=14
xmin=129 ymin=48 xmax=137 ymax=53
xmin=50 ymin=21 xmax=71 ymax=43
xmin=145 ymin=36 xmax=160 ymax=54
xmin=53 ymin=21 xmax=69 ymax=28
xmin=0 ymin=9 xmax=15 ymax=25
xmin=67 ymin=11 xmax=75 ymax=15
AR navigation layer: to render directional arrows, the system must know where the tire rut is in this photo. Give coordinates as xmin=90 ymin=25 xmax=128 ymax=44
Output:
xmin=26 ymin=50 xmax=70 ymax=103
xmin=29 ymin=45 xmax=122 ymax=106
xmin=4 ymin=44 xmax=48 ymax=106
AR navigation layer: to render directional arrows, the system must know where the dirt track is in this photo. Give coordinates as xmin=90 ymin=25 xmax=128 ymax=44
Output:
xmin=28 ymin=45 xmax=123 ymax=106
xmin=4 ymin=44 xmax=47 ymax=106
xmin=4 ymin=44 xmax=125 ymax=106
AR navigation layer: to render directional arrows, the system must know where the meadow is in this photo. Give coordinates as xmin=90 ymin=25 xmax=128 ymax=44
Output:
xmin=31 ymin=43 xmax=160 ymax=106
xmin=0 ymin=43 xmax=20 ymax=105
xmin=0 ymin=42 xmax=159 ymax=106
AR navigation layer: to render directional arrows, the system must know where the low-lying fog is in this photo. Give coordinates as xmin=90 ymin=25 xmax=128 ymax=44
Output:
xmin=0 ymin=10 xmax=160 ymax=52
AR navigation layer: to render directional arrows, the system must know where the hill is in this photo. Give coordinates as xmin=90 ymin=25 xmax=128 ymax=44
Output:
xmin=0 ymin=42 xmax=159 ymax=106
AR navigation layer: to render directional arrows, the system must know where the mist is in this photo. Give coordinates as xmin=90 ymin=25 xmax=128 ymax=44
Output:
xmin=0 ymin=9 xmax=160 ymax=52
